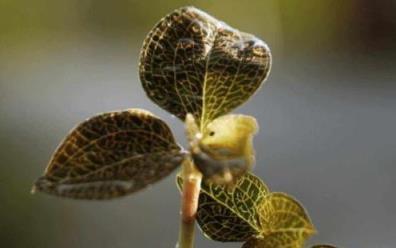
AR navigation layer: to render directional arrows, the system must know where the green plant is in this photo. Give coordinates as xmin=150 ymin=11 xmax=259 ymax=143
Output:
xmin=32 ymin=6 xmax=337 ymax=248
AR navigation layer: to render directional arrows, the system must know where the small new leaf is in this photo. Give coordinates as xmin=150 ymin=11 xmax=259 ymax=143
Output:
xmin=198 ymin=114 xmax=258 ymax=180
xmin=186 ymin=113 xmax=259 ymax=185
xmin=33 ymin=109 xmax=185 ymax=199
xmin=177 ymin=173 xmax=270 ymax=241
xmin=139 ymin=6 xmax=271 ymax=128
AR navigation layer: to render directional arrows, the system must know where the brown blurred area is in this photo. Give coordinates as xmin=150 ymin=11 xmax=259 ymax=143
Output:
xmin=1 ymin=1 xmax=395 ymax=248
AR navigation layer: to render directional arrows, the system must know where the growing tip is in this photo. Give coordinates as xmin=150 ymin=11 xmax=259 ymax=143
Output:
xmin=30 ymin=185 xmax=37 ymax=194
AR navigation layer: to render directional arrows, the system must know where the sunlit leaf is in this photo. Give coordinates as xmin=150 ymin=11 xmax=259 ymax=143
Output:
xmin=139 ymin=6 xmax=271 ymax=128
xmin=241 ymin=192 xmax=316 ymax=248
xmin=33 ymin=109 xmax=185 ymax=200
xmin=178 ymin=173 xmax=316 ymax=246
xmin=177 ymin=173 xmax=270 ymax=241
xmin=258 ymin=192 xmax=316 ymax=236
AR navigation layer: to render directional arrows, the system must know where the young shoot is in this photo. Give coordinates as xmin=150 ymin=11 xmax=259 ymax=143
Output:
xmin=33 ymin=6 xmax=337 ymax=248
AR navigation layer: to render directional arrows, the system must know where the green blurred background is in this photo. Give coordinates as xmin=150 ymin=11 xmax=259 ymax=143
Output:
xmin=1 ymin=1 xmax=395 ymax=247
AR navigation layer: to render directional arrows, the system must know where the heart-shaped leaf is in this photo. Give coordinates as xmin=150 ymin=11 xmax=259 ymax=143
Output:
xmin=258 ymin=192 xmax=316 ymax=236
xmin=177 ymin=173 xmax=270 ymax=241
xmin=241 ymin=193 xmax=316 ymax=248
xmin=139 ymin=6 xmax=271 ymax=128
xmin=33 ymin=109 xmax=185 ymax=200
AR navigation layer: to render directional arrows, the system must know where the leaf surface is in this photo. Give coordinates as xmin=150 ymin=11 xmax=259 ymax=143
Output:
xmin=34 ymin=109 xmax=185 ymax=199
xmin=259 ymin=192 xmax=316 ymax=236
xmin=178 ymin=173 xmax=316 ymax=246
xmin=139 ymin=6 xmax=271 ymax=128
xmin=177 ymin=173 xmax=270 ymax=241
xmin=241 ymin=192 xmax=316 ymax=248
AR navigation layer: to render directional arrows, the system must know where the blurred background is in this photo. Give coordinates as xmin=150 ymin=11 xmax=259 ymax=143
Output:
xmin=1 ymin=0 xmax=395 ymax=247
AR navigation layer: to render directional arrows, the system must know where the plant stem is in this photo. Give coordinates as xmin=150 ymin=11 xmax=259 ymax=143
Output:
xmin=178 ymin=216 xmax=195 ymax=248
xmin=178 ymin=159 xmax=202 ymax=248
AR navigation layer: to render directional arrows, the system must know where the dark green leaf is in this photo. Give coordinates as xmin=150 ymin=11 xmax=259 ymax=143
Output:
xmin=33 ymin=109 xmax=185 ymax=200
xmin=177 ymin=173 xmax=270 ymax=241
xmin=139 ymin=6 xmax=271 ymax=128
xmin=177 ymin=173 xmax=316 ymax=246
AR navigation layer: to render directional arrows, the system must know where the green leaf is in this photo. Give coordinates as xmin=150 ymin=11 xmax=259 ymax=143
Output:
xmin=177 ymin=173 xmax=316 ymax=246
xmin=258 ymin=192 xmax=316 ymax=236
xmin=139 ymin=6 xmax=271 ymax=128
xmin=241 ymin=193 xmax=316 ymax=248
xmin=33 ymin=109 xmax=186 ymax=200
xmin=177 ymin=173 xmax=270 ymax=241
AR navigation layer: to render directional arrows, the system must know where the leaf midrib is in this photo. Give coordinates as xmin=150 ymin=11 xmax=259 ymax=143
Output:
xmin=200 ymin=25 xmax=219 ymax=130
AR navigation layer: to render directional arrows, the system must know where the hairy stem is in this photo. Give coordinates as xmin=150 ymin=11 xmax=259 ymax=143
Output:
xmin=178 ymin=159 xmax=202 ymax=248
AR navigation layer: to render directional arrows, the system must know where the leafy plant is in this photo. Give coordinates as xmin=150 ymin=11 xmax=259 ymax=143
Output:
xmin=32 ymin=6 xmax=337 ymax=248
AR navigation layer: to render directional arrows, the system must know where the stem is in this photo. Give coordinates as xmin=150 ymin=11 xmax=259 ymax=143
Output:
xmin=178 ymin=159 xmax=202 ymax=248
xmin=178 ymin=216 xmax=195 ymax=248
